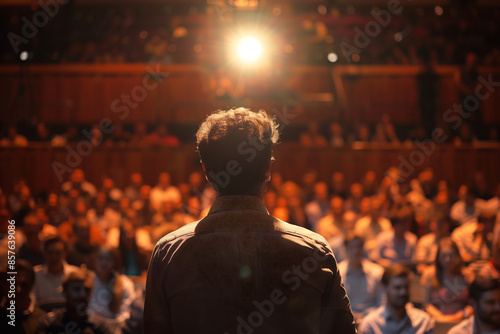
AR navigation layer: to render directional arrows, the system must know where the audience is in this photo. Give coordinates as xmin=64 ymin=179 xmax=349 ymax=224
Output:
xmin=0 ymin=166 xmax=498 ymax=332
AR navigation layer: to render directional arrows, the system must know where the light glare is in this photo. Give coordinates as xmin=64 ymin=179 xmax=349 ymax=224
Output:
xmin=238 ymin=38 xmax=262 ymax=62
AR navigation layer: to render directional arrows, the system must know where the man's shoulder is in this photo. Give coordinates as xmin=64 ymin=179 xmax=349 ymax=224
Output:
xmin=155 ymin=220 xmax=200 ymax=245
xmin=154 ymin=216 xmax=331 ymax=252
xmin=359 ymin=305 xmax=385 ymax=327
xmin=406 ymin=303 xmax=435 ymax=329
xmin=273 ymin=218 xmax=331 ymax=248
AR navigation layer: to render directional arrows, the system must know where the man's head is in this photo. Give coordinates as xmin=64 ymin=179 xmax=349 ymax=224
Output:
xmin=196 ymin=108 xmax=279 ymax=195
xmin=74 ymin=217 xmax=91 ymax=246
xmin=389 ymin=206 xmax=413 ymax=240
xmin=62 ymin=269 xmax=93 ymax=314
xmin=43 ymin=236 xmax=67 ymax=271
xmin=344 ymin=233 xmax=364 ymax=264
xmin=381 ymin=264 xmax=411 ymax=310
xmin=469 ymin=277 xmax=500 ymax=329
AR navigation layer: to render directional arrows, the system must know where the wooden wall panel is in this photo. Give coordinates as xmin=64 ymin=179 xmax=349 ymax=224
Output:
xmin=1 ymin=65 xmax=499 ymax=126
xmin=3 ymin=144 xmax=497 ymax=197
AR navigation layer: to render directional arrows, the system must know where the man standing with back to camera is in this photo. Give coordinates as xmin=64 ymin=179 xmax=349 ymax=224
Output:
xmin=144 ymin=108 xmax=356 ymax=334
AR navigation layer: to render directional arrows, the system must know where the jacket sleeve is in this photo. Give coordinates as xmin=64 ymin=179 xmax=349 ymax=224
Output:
xmin=143 ymin=243 xmax=174 ymax=334
xmin=319 ymin=248 xmax=357 ymax=334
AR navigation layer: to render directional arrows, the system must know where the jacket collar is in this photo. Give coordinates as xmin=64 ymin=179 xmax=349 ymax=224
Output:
xmin=208 ymin=195 xmax=269 ymax=215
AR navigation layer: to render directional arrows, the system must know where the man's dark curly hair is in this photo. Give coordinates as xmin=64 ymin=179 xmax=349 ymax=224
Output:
xmin=196 ymin=108 xmax=279 ymax=194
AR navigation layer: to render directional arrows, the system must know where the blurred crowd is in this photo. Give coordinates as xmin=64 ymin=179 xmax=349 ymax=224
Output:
xmin=1 ymin=115 xmax=499 ymax=149
xmin=1 ymin=3 xmax=499 ymax=66
xmin=1 ymin=164 xmax=499 ymax=332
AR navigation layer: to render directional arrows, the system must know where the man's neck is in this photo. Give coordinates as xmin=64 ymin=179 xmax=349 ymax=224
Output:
xmin=387 ymin=303 xmax=406 ymax=320
xmin=48 ymin=263 xmax=64 ymax=275
xmin=67 ymin=307 xmax=87 ymax=323
xmin=348 ymin=260 xmax=362 ymax=270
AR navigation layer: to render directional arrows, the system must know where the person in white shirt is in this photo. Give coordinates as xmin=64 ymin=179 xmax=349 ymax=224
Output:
xmin=451 ymin=210 xmax=497 ymax=263
xmin=89 ymin=247 xmax=136 ymax=327
xmin=33 ymin=236 xmax=79 ymax=312
xmin=372 ymin=207 xmax=417 ymax=267
xmin=338 ymin=233 xmax=384 ymax=322
xmin=354 ymin=196 xmax=392 ymax=259
xmin=149 ymin=172 xmax=181 ymax=212
xmin=451 ymin=187 xmax=485 ymax=225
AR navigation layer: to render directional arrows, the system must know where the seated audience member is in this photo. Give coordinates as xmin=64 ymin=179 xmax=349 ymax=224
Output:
xmin=100 ymin=177 xmax=123 ymax=205
xmin=149 ymin=172 xmax=182 ymax=212
xmin=329 ymin=122 xmax=345 ymax=147
xmin=67 ymin=217 xmax=99 ymax=271
xmin=19 ymin=214 xmax=54 ymax=267
xmin=451 ymin=187 xmax=485 ymax=225
xmin=151 ymin=199 xmax=191 ymax=232
xmin=350 ymin=123 xmax=371 ymax=143
xmin=359 ymin=264 xmax=435 ymax=334
xmin=476 ymin=239 xmax=500 ymax=279
xmin=147 ymin=124 xmax=179 ymax=146
xmin=45 ymin=193 xmax=71 ymax=227
xmin=104 ymin=123 xmax=131 ymax=146
xmin=34 ymin=237 xmax=79 ymax=312
xmin=330 ymin=172 xmax=349 ymax=199
xmin=0 ymin=260 xmax=46 ymax=334
xmin=414 ymin=215 xmax=451 ymax=273
xmin=299 ymin=121 xmax=328 ymax=146
xmin=362 ymin=171 xmax=378 ymax=197
xmin=89 ymin=248 xmax=136 ymax=328
xmin=372 ymin=207 xmax=417 ymax=267
xmin=61 ymin=169 xmax=97 ymax=201
xmin=305 ymin=181 xmax=330 ymax=229
xmin=345 ymin=183 xmax=365 ymax=214
xmin=354 ymin=196 xmax=392 ymax=258
xmin=118 ymin=221 xmax=148 ymax=276
xmin=124 ymin=173 xmax=144 ymax=202
xmin=452 ymin=210 xmax=497 ymax=263
xmin=32 ymin=122 xmax=52 ymax=142
xmin=316 ymin=196 xmax=347 ymax=260
xmin=338 ymin=233 xmax=384 ymax=322
xmin=87 ymin=192 xmax=120 ymax=239
xmin=448 ymin=277 xmax=500 ymax=334
xmin=420 ymin=238 xmax=474 ymax=323
xmin=131 ymin=184 xmax=154 ymax=226
xmin=37 ymin=269 xmax=112 ymax=334
xmin=0 ymin=124 xmax=28 ymax=146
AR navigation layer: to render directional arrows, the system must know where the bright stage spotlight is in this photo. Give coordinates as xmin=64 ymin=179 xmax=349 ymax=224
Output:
xmin=237 ymin=37 xmax=262 ymax=62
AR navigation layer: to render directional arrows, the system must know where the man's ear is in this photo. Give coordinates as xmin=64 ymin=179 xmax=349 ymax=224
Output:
xmin=265 ymin=159 xmax=272 ymax=182
xmin=201 ymin=162 xmax=210 ymax=183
